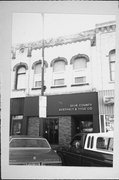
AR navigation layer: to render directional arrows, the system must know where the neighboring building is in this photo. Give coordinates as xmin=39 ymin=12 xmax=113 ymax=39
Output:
xmin=10 ymin=21 xmax=116 ymax=146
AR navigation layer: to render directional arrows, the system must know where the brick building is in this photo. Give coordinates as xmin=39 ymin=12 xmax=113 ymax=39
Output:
xmin=10 ymin=21 xmax=116 ymax=146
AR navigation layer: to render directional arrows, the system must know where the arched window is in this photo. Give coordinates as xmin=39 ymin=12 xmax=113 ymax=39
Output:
xmin=50 ymin=57 xmax=68 ymax=86
xmin=34 ymin=63 xmax=42 ymax=74
xmin=53 ymin=61 xmax=66 ymax=86
xmin=16 ymin=66 xmax=26 ymax=89
xmin=70 ymin=54 xmax=89 ymax=70
xmin=32 ymin=61 xmax=46 ymax=89
xmin=53 ymin=60 xmax=65 ymax=72
xmin=50 ymin=57 xmax=68 ymax=72
xmin=73 ymin=57 xmax=87 ymax=70
xmin=109 ymin=49 xmax=116 ymax=81
xmin=33 ymin=63 xmax=42 ymax=88
xmin=33 ymin=62 xmax=47 ymax=88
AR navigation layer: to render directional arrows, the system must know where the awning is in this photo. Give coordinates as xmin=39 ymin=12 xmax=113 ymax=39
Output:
xmin=10 ymin=98 xmax=24 ymax=115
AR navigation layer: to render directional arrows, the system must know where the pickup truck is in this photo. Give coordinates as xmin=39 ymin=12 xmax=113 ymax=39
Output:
xmin=57 ymin=132 xmax=113 ymax=167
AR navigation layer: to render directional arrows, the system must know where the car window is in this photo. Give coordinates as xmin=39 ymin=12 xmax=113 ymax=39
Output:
xmin=10 ymin=138 xmax=50 ymax=148
xmin=96 ymin=137 xmax=113 ymax=152
xmin=91 ymin=136 xmax=94 ymax=149
xmin=108 ymin=138 xmax=113 ymax=151
xmin=87 ymin=136 xmax=91 ymax=148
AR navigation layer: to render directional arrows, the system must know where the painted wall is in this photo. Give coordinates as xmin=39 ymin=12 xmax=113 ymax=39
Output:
xmin=11 ymin=22 xmax=116 ymax=99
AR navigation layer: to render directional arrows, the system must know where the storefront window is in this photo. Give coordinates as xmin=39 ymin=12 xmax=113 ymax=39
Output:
xmin=80 ymin=120 xmax=93 ymax=133
xmin=43 ymin=118 xmax=59 ymax=144
xmin=100 ymin=115 xmax=105 ymax=132
xmin=11 ymin=116 xmax=23 ymax=135
xmin=105 ymin=115 xmax=114 ymax=132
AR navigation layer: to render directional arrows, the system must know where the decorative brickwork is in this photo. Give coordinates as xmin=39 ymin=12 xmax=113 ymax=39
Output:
xmin=59 ymin=116 xmax=72 ymax=146
xmin=27 ymin=117 xmax=40 ymax=136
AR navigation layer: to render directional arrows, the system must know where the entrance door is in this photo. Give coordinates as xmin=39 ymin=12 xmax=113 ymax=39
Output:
xmin=43 ymin=118 xmax=59 ymax=144
xmin=12 ymin=120 xmax=22 ymax=135
xmin=11 ymin=115 xmax=23 ymax=135
xmin=72 ymin=115 xmax=93 ymax=136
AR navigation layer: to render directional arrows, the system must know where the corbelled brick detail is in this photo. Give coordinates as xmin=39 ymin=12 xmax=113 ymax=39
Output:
xmin=59 ymin=116 xmax=71 ymax=146
xmin=27 ymin=117 xmax=40 ymax=136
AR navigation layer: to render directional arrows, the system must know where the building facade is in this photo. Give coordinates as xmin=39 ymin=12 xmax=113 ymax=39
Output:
xmin=10 ymin=21 xmax=116 ymax=146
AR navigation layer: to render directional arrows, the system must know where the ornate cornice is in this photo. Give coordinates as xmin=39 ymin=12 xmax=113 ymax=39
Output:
xmin=11 ymin=29 xmax=95 ymax=58
xmin=11 ymin=21 xmax=116 ymax=59
xmin=96 ymin=21 xmax=116 ymax=33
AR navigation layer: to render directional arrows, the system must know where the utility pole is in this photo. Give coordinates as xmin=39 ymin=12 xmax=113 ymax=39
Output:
xmin=41 ymin=13 xmax=44 ymax=96
xmin=39 ymin=13 xmax=47 ymax=137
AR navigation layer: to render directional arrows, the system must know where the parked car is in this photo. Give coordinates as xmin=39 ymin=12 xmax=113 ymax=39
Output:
xmin=57 ymin=132 xmax=113 ymax=167
xmin=9 ymin=136 xmax=62 ymax=166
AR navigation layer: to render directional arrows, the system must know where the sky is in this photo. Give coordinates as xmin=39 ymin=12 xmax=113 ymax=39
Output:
xmin=12 ymin=13 xmax=116 ymax=45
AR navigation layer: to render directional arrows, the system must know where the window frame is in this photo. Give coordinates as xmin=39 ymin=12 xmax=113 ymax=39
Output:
xmin=109 ymin=49 xmax=116 ymax=82
xmin=73 ymin=57 xmax=87 ymax=70
xmin=15 ymin=65 xmax=26 ymax=90
xmin=33 ymin=62 xmax=47 ymax=89
xmin=54 ymin=78 xmax=65 ymax=86
xmin=53 ymin=60 xmax=66 ymax=73
xmin=74 ymin=76 xmax=86 ymax=84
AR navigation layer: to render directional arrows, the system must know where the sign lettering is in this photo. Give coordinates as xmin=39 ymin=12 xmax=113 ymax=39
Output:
xmin=59 ymin=103 xmax=93 ymax=112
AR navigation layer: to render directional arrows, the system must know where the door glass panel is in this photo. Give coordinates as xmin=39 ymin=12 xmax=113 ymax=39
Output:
xmin=12 ymin=119 xmax=22 ymax=135
xmin=81 ymin=120 xmax=93 ymax=133
xmin=44 ymin=118 xmax=59 ymax=144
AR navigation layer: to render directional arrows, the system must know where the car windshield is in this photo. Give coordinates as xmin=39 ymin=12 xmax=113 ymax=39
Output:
xmin=10 ymin=138 xmax=51 ymax=148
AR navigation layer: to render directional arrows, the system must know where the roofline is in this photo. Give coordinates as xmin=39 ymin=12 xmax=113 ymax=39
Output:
xmin=95 ymin=20 xmax=116 ymax=28
xmin=11 ymin=20 xmax=116 ymax=53
xmin=11 ymin=28 xmax=95 ymax=51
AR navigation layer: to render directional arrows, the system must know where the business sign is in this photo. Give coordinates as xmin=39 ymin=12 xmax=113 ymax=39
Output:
xmin=39 ymin=96 xmax=47 ymax=118
xmin=103 ymin=96 xmax=114 ymax=105
xmin=47 ymin=92 xmax=99 ymax=116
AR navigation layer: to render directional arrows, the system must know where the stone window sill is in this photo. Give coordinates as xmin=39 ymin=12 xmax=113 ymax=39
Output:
xmin=12 ymin=89 xmax=26 ymax=91
xmin=32 ymin=87 xmax=41 ymax=90
xmin=71 ymin=83 xmax=89 ymax=87
xmin=51 ymin=85 xmax=67 ymax=88
xmin=109 ymin=81 xmax=115 ymax=84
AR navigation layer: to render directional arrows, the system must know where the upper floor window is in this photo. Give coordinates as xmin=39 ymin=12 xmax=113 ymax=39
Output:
xmin=32 ymin=60 xmax=48 ymax=74
xmin=50 ymin=57 xmax=68 ymax=73
xmin=13 ymin=62 xmax=28 ymax=90
xmin=16 ymin=66 xmax=26 ymax=89
xmin=109 ymin=49 xmax=116 ymax=81
xmin=34 ymin=63 xmax=42 ymax=74
xmin=70 ymin=54 xmax=89 ymax=70
xmin=32 ymin=60 xmax=48 ymax=88
xmin=33 ymin=63 xmax=42 ymax=88
xmin=73 ymin=57 xmax=87 ymax=70
xmin=53 ymin=60 xmax=65 ymax=72
xmin=75 ymin=76 xmax=86 ymax=84
xmin=54 ymin=78 xmax=65 ymax=86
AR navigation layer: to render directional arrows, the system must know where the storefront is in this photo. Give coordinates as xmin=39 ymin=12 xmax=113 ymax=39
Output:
xmin=10 ymin=92 xmax=99 ymax=146
xmin=98 ymin=90 xmax=114 ymax=132
xmin=47 ymin=92 xmax=99 ymax=145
